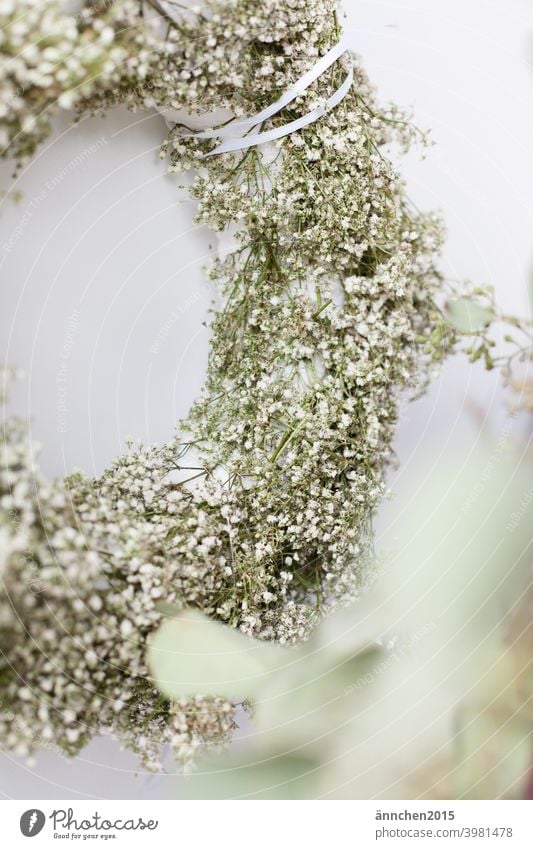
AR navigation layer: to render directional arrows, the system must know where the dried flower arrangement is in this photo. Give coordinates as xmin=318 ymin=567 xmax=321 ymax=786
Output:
xmin=0 ymin=0 xmax=526 ymax=772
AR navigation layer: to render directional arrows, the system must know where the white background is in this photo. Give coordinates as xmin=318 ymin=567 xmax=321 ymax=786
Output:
xmin=3 ymin=801 xmax=532 ymax=848
xmin=1 ymin=0 xmax=533 ymax=799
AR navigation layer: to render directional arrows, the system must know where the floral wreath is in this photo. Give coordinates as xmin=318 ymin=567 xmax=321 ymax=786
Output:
xmin=0 ymin=0 xmax=517 ymax=772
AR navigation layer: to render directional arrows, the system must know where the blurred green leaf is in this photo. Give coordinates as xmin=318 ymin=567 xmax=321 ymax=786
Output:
xmin=184 ymin=752 xmax=320 ymax=800
xmin=454 ymin=702 xmax=530 ymax=799
xmin=452 ymin=642 xmax=533 ymax=799
xmin=147 ymin=608 xmax=286 ymax=701
xmin=255 ymin=641 xmax=383 ymax=749
xmin=377 ymin=445 xmax=532 ymax=689
xmin=445 ymin=298 xmax=494 ymax=333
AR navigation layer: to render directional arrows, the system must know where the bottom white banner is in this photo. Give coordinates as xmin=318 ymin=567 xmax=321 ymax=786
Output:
xmin=1 ymin=800 xmax=531 ymax=848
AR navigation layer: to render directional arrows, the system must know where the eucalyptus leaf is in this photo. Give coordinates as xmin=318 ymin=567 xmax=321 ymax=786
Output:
xmin=376 ymin=445 xmax=532 ymax=689
xmin=147 ymin=608 xmax=286 ymax=701
xmin=255 ymin=640 xmax=384 ymax=750
xmin=184 ymin=752 xmax=320 ymax=800
xmin=454 ymin=702 xmax=530 ymax=799
xmin=445 ymin=298 xmax=494 ymax=333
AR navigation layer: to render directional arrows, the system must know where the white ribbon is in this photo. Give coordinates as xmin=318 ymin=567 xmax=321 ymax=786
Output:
xmin=180 ymin=39 xmax=352 ymax=156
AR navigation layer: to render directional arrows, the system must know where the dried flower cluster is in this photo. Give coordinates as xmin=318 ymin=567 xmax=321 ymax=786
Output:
xmin=0 ymin=410 xmax=237 ymax=769
xmin=0 ymin=0 xmax=472 ymax=770
xmin=0 ymin=0 xmax=193 ymax=162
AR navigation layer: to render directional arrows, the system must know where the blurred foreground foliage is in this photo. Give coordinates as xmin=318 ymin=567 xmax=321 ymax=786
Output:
xmin=149 ymin=436 xmax=532 ymax=799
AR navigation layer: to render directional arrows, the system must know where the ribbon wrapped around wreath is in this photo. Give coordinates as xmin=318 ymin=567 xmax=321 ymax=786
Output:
xmin=182 ymin=39 xmax=353 ymax=155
